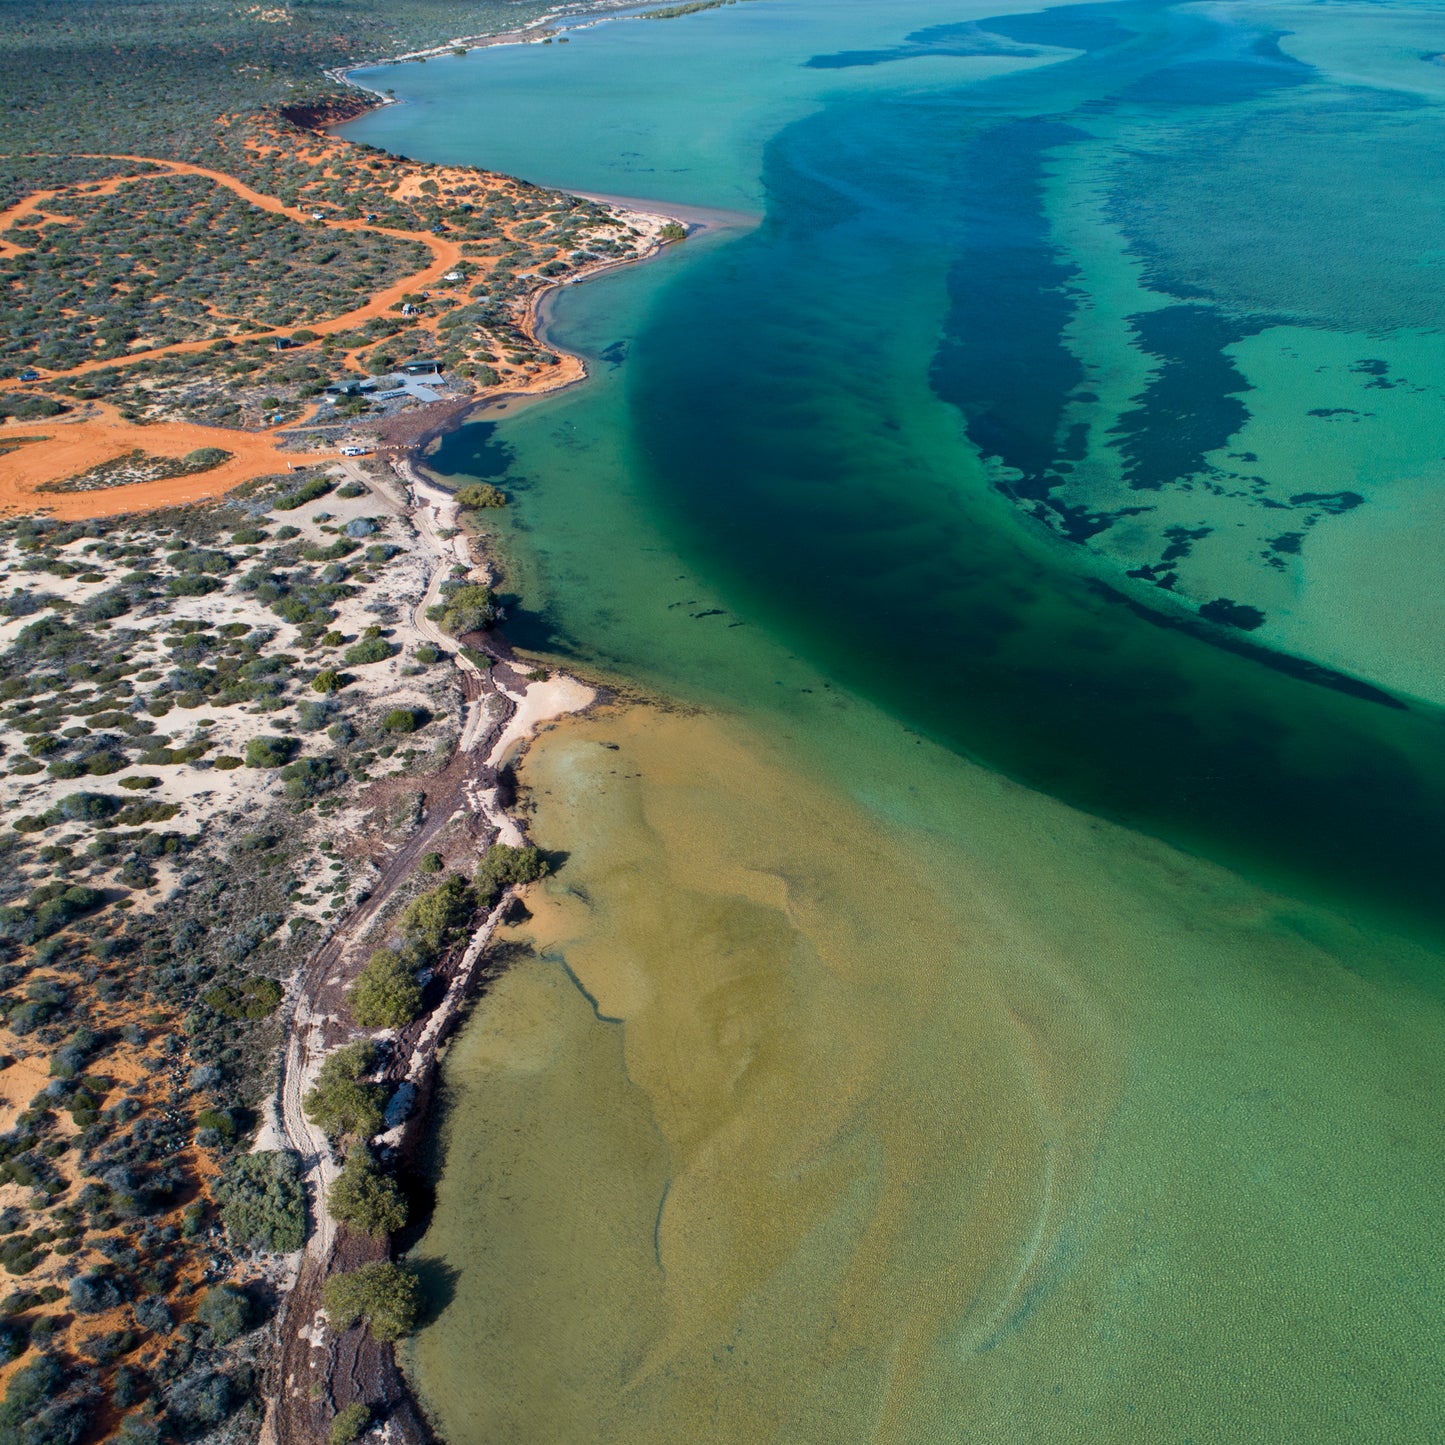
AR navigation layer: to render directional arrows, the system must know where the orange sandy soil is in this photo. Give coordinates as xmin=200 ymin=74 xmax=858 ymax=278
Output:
xmin=0 ymin=989 xmax=209 ymax=1404
xmin=0 ymin=148 xmax=603 ymax=520
xmin=0 ymin=401 xmax=328 ymax=520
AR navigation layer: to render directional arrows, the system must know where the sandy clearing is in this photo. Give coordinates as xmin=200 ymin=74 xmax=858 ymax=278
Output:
xmin=486 ymin=673 xmax=595 ymax=776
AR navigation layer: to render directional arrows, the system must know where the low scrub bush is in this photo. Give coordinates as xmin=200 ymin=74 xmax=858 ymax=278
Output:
xmin=203 ymin=974 xmax=282 ymax=1020
xmin=475 ymin=844 xmax=549 ymax=909
xmin=303 ymin=1042 xmax=385 ymax=1142
xmin=401 ymin=875 xmax=474 ymax=961
xmin=381 ymin=707 xmax=428 ymax=734
xmin=342 ymin=637 xmax=394 ymax=666
xmin=280 ymin=755 xmax=343 ymax=800
xmin=431 ymin=583 xmax=496 ymax=636
xmin=330 ymin=1402 xmax=371 ymax=1445
xmin=322 ymin=1261 xmax=419 ymax=1343
xmin=454 ymin=482 xmax=506 ymax=509
xmin=195 ymin=1283 xmax=250 ymax=1343
xmin=244 ymin=736 xmax=299 ymax=768
xmin=218 ymin=1151 xmax=306 ymax=1253
xmin=327 ymin=1150 xmax=407 ymax=1239
xmin=272 ymin=477 xmax=334 ymax=511
xmin=69 ymin=1267 xmax=123 ymax=1314
xmin=347 ymin=948 xmax=421 ymax=1030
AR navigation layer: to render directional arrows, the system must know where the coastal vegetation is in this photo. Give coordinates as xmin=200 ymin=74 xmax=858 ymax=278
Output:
xmin=0 ymin=468 xmax=478 ymax=1437
xmin=643 ymin=0 xmax=758 ymax=17
xmin=322 ymin=1261 xmax=420 ymax=1343
xmin=474 ymin=843 xmax=549 ymax=908
xmin=0 ymin=0 xmax=681 ymax=1437
xmin=329 ymin=1401 xmax=371 ymax=1445
xmin=217 ymin=1151 xmax=307 ymax=1253
xmin=327 ymin=1150 xmax=408 ymax=1238
xmin=346 ymin=947 xmax=423 ymax=1029
xmin=454 ymin=482 xmax=507 ymax=509
xmin=303 ymin=1041 xmax=386 ymax=1143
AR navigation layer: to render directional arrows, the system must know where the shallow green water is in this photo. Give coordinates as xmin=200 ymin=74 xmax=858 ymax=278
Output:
xmin=343 ymin=4 xmax=1445 ymax=1439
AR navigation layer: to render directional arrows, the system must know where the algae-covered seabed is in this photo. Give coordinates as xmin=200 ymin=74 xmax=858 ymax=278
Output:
xmin=343 ymin=1 xmax=1445 ymax=1439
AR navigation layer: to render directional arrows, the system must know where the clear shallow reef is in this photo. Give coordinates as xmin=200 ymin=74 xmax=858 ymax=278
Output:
xmin=343 ymin=3 xmax=1445 ymax=1440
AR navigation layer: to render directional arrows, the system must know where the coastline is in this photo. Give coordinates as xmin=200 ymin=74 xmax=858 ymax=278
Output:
xmin=261 ymin=457 xmax=609 ymax=1445
xmin=321 ymin=0 xmax=682 ymax=99
xmin=0 ymin=119 xmax=691 ymax=520
xmin=0 ymin=13 xmax=743 ymax=1442
xmin=254 ymin=79 xmax=729 ymax=1441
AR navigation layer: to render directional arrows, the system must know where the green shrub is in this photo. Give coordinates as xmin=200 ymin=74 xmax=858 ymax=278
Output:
xmin=202 ymin=976 xmax=282 ymax=1020
xmin=117 ymin=775 xmax=160 ymax=791
xmin=327 ymin=1151 xmax=407 ymax=1239
xmin=400 ymin=875 xmax=474 ymax=960
xmin=312 ymin=668 xmax=344 ymax=694
xmin=330 ymin=1403 xmax=371 ymax=1445
xmin=273 ymin=477 xmax=334 ymax=511
xmin=166 ymin=573 xmax=222 ymax=597
xmin=323 ymin=1262 xmax=419 ymax=1343
xmin=194 ymin=1108 xmax=237 ymax=1145
xmin=196 ymin=1283 xmax=250 ymax=1343
xmin=454 ymin=482 xmax=506 ymax=509
xmin=244 ymin=736 xmax=299 ymax=768
xmin=381 ymin=707 xmax=428 ymax=734
xmin=113 ymin=799 xmax=180 ymax=827
xmin=212 ymin=755 xmax=243 ymax=770
xmin=0 ymin=1355 xmax=64 ymax=1432
xmin=342 ymin=638 xmax=394 ymax=666
xmin=435 ymin=584 xmax=497 ymax=636
xmin=184 ymin=446 xmax=231 ymax=469
xmin=296 ymin=699 xmax=333 ymax=731
xmin=347 ymin=948 xmax=422 ymax=1030
xmin=280 ymin=755 xmax=342 ymax=800
xmin=218 ymin=1151 xmax=306 ymax=1253
xmin=0 ymin=883 xmax=104 ymax=944
xmin=54 ymin=791 xmax=119 ymax=823
xmin=475 ymin=844 xmax=549 ymax=908
xmin=414 ymin=645 xmax=439 ymax=665
xmin=303 ymin=1041 xmax=385 ymax=1141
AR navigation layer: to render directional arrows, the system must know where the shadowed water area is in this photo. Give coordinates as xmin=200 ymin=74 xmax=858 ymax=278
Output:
xmin=342 ymin=1 xmax=1445 ymax=1438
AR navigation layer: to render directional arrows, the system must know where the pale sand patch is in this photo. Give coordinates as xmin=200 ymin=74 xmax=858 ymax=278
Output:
xmin=1284 ymin=471 xmax=1445 ymax=707
xmin=486 ymin=673 xmax=595 ymax=775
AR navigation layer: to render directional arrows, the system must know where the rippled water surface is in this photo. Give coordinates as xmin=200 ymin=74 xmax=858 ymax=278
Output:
xmin=343 ymin=3 xmax=1445 ymax=1439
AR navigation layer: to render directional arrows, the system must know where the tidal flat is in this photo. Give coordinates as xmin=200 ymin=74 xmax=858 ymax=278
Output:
xmin=410 ymin=702 xmax=1445 ymax=1442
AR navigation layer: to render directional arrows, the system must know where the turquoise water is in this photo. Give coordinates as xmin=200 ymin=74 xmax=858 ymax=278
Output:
xmin=342 ymin=4 xmax=1445 ymax=1440
xmin=349 ymin=0 xmax=1445 ymax=930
